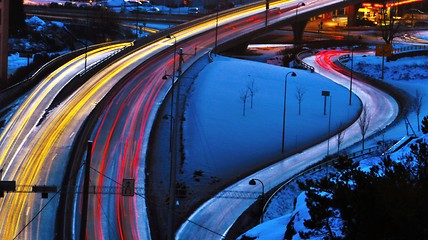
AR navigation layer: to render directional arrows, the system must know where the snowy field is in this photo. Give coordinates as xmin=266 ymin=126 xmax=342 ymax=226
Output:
xmin=239 ymin=41 xmax=428 ymax=239
xmin=4 ymin=7 xmax=428 ymax=238
xmin=182 ymin=56 xmax=360 ymax=186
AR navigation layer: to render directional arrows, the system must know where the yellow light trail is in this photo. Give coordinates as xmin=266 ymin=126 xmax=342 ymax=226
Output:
xmin=0 ymin=1 xmax=300 ymax=238
xmin=0 ymin=43 xmax=131 ymax=168
xmin=0 ymin=43 xmax=132 ymax=239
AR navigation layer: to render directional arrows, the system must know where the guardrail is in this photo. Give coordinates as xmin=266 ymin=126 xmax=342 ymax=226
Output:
xmin=295 ymin=50 xmax=315 ymax=72
xmin=262 ymin=145 xmax=380 ymax=216
xmin=393 ymin=44 xmax=428 ymax=54
xmin=78 ymin=45 xmax=129 ymax=78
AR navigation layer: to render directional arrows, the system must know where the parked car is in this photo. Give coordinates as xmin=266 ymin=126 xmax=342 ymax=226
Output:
xmin=146 ymin=7 xmax=160 ymax=14
xmin=49 ymin=2 xmax=63 ymax=7
xmin=64 ymin=1 xmax=78 ymax=8
xmin=188 ymin=7 xmax=199 ymax=14
xmin=78 ymin=3 xmax=91 ymax=8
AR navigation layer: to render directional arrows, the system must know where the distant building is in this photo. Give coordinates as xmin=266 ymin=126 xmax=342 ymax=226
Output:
xmin=0 ymin=0 xmax=9 ymax=87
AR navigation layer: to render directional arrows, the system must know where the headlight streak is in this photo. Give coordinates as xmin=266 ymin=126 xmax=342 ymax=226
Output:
xmin=1 ymin=0 xmax=347 ymax=238
xmin=0 ymin=43 xmax=131 ymax=239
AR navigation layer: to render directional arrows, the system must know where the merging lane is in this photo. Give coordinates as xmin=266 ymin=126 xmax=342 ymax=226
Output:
xmin=0 ymin=42 xmax=131 ymax=239
xmin=176 ymin=50 xmax=398 ymax=239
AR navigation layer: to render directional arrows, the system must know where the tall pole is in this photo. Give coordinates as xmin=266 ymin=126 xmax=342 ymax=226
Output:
xmin=293 ymin=2 xmax=305 ymax=56
xmin=327 ymin=95 xmax=332 ymax=156
xmin=265 ymin=0 xmax=269 ymax=27
xmin=166 ymin=34 xmax=177 ymax=240
xmin=84 ymin=2 xmax=89 ymax=72
xmin=249 ymin=179 xmax=265 ymax=223
xmin=295 ymin=2 xmax=305 ymax=21
xmin=215 ymin=0 xmax=219 ymax=56
xmin=349 ymin=46 xmax=353 ymax=105
xmin=282 ymin=72 xmax=296 ymax=153
xmin=136 ymin=5 xmax=139 ymax=39
xmin=80 ymin=141 xmax=93 ymax=240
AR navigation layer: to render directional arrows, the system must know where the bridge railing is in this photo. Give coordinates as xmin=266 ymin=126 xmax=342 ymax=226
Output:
xmin=261 ymin=145 xmax=381 ymax=217
xmin=295 ymin=50 xmax=315 ymax=72
xmin=393 ymin=44 xmax=428 ymax=54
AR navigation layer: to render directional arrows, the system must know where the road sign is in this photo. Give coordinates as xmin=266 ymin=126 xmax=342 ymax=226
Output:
xmin=375 ymin=44 xmax=392 ymax=57
xmin=122 ymin=178 xmax=135 ymax=196
xmin=19 ymin=52 xmax=33 ymax=58
xmin=0 ymin=181 xmax=16 ymax=198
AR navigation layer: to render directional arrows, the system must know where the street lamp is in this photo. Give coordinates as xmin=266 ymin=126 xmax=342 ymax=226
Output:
xmin=295 ymin=2 xmax=305 ymax=20
xmin=265 ymin=0 xmax=269 ymax=27
xmin=135 ymin=4 xmax=140 ymax=39
xmin=84 ymin=0 xmax=93 ymax=72
xmin=349 ymin=45 xmax=354 ymax=106
xmin=282 ymin=71 xmax=297 ymax=153
xmin=215 ymin=0 xmax=219 ymax=56
xmin=321 ymin=91 xmax=331 ymax=155
xmin=249 ymin=178 xmax=265 ymax=223
xmin=164 ymin=34 xmax=177 ymax=152
xmin=165 ymin=34 xmax=177 ymax=240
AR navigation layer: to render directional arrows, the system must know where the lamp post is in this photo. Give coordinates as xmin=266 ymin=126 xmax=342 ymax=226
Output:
xmin=165 ymin=34 xmax=177 ymax=240
xmin=265 ymin=0 xmax=269 ymax=27
xmin=295 ymin=2 xmax=305 ymax=20
xmin=165 ymin=34 xmax=177 ymax=152
xmin=135 ymin=4 xmax=139 ymax=39
xmin=84 ymin=0 xmax=93 ymax=72
xmin=327 ymin=94 xmax=332 ymax=156
xmin=349 ymin=45 xmax=354 ymax=105
xmin=249 ymin=178 xmax=265 ymax=223
xmin=282 ymin=71 xmax=297 ymax=153
xmin=215 ymin=0 xmax=219 ymax=56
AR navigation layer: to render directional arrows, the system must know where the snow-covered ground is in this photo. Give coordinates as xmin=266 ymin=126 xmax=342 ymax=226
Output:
xmin=24 ymin=0 xmax=208 ymax=14
xmin=238 ymin=37 xmax=428 ymax=239
xmin=182 ymin=56 xmax=360 ymax=184
xmin=4 ymin=7 xmax=428 ymax=238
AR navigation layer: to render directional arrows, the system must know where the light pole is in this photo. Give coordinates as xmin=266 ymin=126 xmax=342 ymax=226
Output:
xmin=295 ymin=2 xmax=305 ymax=20
xmin=265 ymin=0 xmax=269 ymax=27
xmin=215 ymin=0 xmax=219 ymax=56
xmin=164 ymin=34 xmax=177 ymax=152
xmin=327 ymin=94 xmax=332 ymax=156
xmin=282 ymin=71 xmax=296 ymax=153
xmin=249 ymin=178 xmax=265 ymax=223
xmin=135 ymin=4 xmax=139 ymax=39
xmin=84 ymin=0 xmax=92 ymax=72
xmin=349 ymin=45 xmax=354 ymax=105
xmin=165 ymin=34 xmax=177 ymax=240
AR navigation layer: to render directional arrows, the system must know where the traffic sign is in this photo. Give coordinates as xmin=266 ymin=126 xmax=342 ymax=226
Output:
xmin=121 ymin=178 xmax=135 ymax=196
xmin=375 ymin=44 xmax=392 ymax=57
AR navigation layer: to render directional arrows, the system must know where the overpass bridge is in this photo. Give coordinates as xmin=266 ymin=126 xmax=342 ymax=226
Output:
xmin=0 ymin=0 xmax=416 ymax=239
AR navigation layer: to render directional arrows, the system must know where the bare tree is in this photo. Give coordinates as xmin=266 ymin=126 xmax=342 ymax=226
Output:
xmin=415 ymin=90 xmax=423 ymax=132
xmin=240 ymin=89 xmax=249 ymax=116
xmin=336 ymin=122 xmax=346 ymax=155
xmin=295 ymin=86 xmax=306 ymax=115
xmin=358 ymin=105 xmax=371 ymax=150
xmin=247 ymin=79 xmax=257 ymax=109
xmin=379 ymin=1 xmax=401 ymax=45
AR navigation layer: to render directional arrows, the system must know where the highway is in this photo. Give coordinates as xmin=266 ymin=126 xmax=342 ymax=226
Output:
xmin=1 ymin=0 xmax=371 ymax=239
xmin=70 ymin=0 xmax=360 ymax=239
xmin=176 ymin=50 xmax=398 ymax=239
xmin=66 ymin=1 xmax=313 ymax=239
xmin=0 ymin=42 xmax=132 ymax=239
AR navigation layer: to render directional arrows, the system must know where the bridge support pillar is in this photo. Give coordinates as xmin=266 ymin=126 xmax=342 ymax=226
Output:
xmin=291 ymin=19 xmax=308 ymax=43
xmin=346 ymin=4 xmax=359 ymax=27
xmin=233 ymin=42 xmax=250 ymax=53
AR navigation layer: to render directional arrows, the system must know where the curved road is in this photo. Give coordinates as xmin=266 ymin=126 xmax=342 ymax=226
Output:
xmin=0 ymin=0 xmax=373 ymax=239
xmin=0 ymin=42 xmax=131 ymax=239
xmin=176 ymin=50 xmax=398 ymax=239
xmin=70 ymin=1 xmax=320 ymax=239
